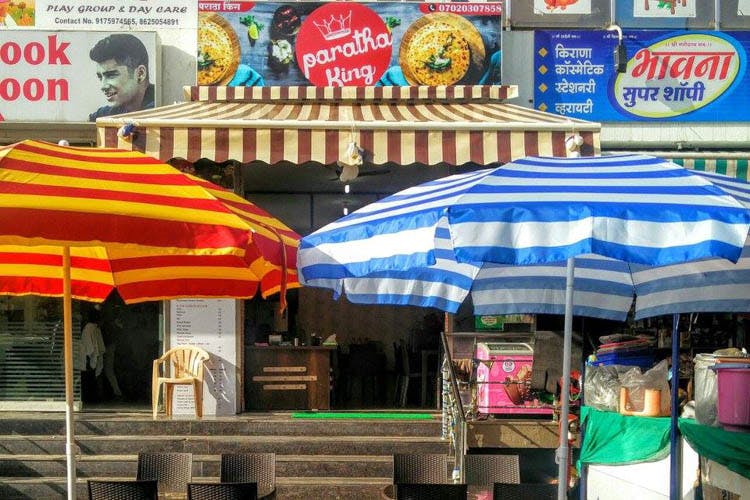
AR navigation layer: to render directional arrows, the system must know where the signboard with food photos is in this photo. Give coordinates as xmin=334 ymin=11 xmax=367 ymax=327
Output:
xmin=534 ymin=30 xmax=750 ymax=122
xmin=197 ymin=1 xmax=502 ymax=87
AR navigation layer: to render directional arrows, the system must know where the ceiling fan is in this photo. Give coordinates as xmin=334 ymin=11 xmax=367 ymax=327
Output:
xmin=328 ymin=163 xmax=392 ymax=182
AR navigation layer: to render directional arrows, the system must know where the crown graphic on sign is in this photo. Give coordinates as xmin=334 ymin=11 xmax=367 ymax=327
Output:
xmin=313 ymin=11 xmax=352 ymax=41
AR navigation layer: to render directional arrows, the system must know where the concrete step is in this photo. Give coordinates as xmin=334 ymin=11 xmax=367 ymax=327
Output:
xmin=0 ymin=412 xmax=443 ymax=437
xmin=0 ymin=411 xmax=449 ymax=499
xmin=0 ymin=454 xmax=396 ymax=479
xmin=0 ymin=476 xmax=394 ymax=500
xmin=0 ymin=434 xmax=448 ymax=456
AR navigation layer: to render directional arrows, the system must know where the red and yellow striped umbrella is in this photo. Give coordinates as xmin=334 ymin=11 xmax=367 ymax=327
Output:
xmin=0 ymin=139 xmax=299 ymax=499
xmin=188 ymin=174 xmax=300 ymax=305
xmin=0 ymin=140 xmax=300 ymax=304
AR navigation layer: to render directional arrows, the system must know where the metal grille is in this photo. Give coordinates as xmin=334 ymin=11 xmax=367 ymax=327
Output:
xmin=0 ymin=320 xmax=80 ymax=410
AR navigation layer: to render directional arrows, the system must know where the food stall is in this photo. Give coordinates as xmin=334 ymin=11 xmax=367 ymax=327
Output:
xmin=580 ymin=316 xmax=750 ymax=499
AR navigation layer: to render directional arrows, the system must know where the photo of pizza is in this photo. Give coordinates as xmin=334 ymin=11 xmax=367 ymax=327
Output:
xmin=399 ymin=13 xmax=485 ymax=86
xmin=197 ymin=13 xmax=240 ymax=85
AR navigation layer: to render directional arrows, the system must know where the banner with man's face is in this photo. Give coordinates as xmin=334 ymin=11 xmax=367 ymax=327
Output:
xmin=0 ymin=31 xmax=157 ymax=122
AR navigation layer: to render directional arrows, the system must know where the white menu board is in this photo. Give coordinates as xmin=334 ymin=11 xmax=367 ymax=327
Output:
xmin=168 ymin=299 xmax=237 ymax=416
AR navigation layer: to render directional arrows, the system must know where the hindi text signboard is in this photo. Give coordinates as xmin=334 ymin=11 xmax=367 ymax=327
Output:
xmin=534 ymin=30 xmax=749 ymax=122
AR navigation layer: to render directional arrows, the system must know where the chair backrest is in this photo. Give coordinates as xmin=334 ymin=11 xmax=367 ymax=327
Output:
xmin=492 ymin=482 xmax=557 ymax=500
xmin=396 ymin=483 xmax=467 ymax=500
xmin=159 ymin=345 xmax=209 ymax=380
xmin=220 ymin=453 xmax=275 ymax=497
xmin=464 ymin=454 xmax=520 ymax=485
xmin=187 ymin=482 xmax=258 ymax=500
xmin=393 ymin=453 xmax=448 ymax=484
xmin=88 ymin=479 xmax=158 ymax=500
xmin=137 ymin=452 xmax=193 ymax=494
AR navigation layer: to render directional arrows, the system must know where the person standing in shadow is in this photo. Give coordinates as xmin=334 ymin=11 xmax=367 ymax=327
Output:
xmin=78 ymin=306 xmax=105 ymax=403
xmin=101 ymin=305 xmax=124 ymax=400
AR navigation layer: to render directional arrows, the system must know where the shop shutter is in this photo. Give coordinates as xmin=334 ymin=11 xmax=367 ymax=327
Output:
xmin=0 ymin=320 xmax=81 ymax=410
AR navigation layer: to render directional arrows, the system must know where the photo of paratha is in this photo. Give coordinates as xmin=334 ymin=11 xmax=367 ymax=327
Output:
xmin=403 ymin=23 xmax=470 ymax=86
xmin=400 ymin=13 xmax=485 ymax=86
xmin=198 ymin=14 xmax=240 ymax=86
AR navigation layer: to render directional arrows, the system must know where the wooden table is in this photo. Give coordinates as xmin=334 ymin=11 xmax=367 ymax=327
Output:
xmin=245 ymin=345 xmax=334 ymax=411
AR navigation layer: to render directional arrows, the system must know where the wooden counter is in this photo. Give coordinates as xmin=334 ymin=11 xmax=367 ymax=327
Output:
xmin=245 ymin=346 xmax=334 ymax=411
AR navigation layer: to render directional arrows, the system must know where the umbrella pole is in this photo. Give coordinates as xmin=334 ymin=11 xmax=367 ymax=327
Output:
xmin=62 ymin=247 xmax=77 ymax=500
xmin=557 ymin=257 xmax=575 ymax=500
xmin=669 ymin=313 xmax=681 ymax=500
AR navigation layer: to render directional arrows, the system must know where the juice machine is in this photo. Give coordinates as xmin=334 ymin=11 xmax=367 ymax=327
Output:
xmin=475 ymin=340 xmax=553 ymax=415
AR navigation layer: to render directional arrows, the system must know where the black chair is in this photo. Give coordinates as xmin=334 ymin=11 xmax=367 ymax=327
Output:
xmin=393 ymin=453 xmax=448 ymax=484
xmin=136 ymin=452 xmax=192 ymax=496
xmin=396 ymin=483 xmax=467 ymax=500
xmin=220 ymin=452 xmax=276 ymax=499
xmin=493 ymin=482 xmax=557 ymax=500
xmin=347 ymin=343 xmax=383 ymax=406
xmin=464 ymin=454 xmax=520 ymax=485
xmin=87 ymin=479 xmax=157 ymax=500
xmin=394 ymin=342 xmax=421 ymax=407
xmin=187 ymin=482 xmax=258 ymax=500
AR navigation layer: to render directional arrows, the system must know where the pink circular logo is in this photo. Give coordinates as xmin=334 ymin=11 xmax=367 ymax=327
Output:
xmin=295 ymin=3 xmax=392 ymax=86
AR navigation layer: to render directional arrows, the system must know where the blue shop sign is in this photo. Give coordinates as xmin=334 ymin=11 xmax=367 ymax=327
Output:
xmin=534 ymin=30 xmax=749 ymax=122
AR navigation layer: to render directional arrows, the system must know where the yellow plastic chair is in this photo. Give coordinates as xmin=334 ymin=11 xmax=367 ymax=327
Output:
xmin=152 ymin=345 xmax=210 ymax=419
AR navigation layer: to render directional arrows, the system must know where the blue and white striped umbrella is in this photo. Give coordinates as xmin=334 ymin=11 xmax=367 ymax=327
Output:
xmin=479 ymin=170 xmax=750 ymax=321
xmin=299 ymin=156 xmax=750 ymax=319
xmin=631 ymin=170 xmax=750 ymax=318
xmin=298 ymin=154 xmax=750 ymax=499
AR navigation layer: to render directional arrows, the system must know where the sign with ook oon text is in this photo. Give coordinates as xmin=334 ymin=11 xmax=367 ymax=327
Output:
xmin=534 ymin=30 xmax=749 ymax=121
xmin=0 ymin=30 xmax=157 ymax=122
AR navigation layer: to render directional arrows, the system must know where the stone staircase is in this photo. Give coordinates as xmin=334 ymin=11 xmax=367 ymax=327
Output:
xmin=0 ymin=410 xmax=448 ymax=499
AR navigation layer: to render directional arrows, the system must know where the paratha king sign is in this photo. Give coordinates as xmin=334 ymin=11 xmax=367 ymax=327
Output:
xmin=296 ymin=3 xmax=393 ymax=86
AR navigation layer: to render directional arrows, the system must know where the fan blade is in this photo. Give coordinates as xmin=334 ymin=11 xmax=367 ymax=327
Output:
xmin=358 ymin=168 xmax=391 ymax=177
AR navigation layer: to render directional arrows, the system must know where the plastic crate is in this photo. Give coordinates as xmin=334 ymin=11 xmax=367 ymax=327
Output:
xmin=591 ymin=351 xmax=655 ymax=371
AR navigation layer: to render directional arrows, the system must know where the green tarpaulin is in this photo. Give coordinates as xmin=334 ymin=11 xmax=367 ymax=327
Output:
xmin=579 ymin=406 xmax=750 ymax=481
xmin=578 ymin=406 xmax=671 ymax=469
xmin=679 ymin=419 xmax=750 ymax=480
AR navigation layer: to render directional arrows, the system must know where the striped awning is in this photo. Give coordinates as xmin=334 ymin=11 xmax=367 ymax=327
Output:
xmin=96 ymin=85 xmax=601 ymax=166
xmin=605 ymin=150 xmax=750 ymax=180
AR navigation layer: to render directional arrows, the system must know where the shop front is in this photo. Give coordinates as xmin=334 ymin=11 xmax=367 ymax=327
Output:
xmin=93 ymin=83 xmax=600 ymax=414
xmin=3 ymin=0 xmax=606 ymax=415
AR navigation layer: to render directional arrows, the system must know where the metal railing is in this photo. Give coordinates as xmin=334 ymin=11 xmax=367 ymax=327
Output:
xmin=439 ymin=330 xmax=467 ymax=483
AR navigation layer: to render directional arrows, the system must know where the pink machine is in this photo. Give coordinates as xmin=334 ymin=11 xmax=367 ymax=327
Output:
xmin=475 ymin=342 xmax=552 ymax=415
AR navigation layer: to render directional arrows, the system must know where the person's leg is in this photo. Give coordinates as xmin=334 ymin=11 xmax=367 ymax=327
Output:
xmin=103 ymin=343 xmax=123 ymax=397
xmin=80 ymin=368 xmax=96 ymax=403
